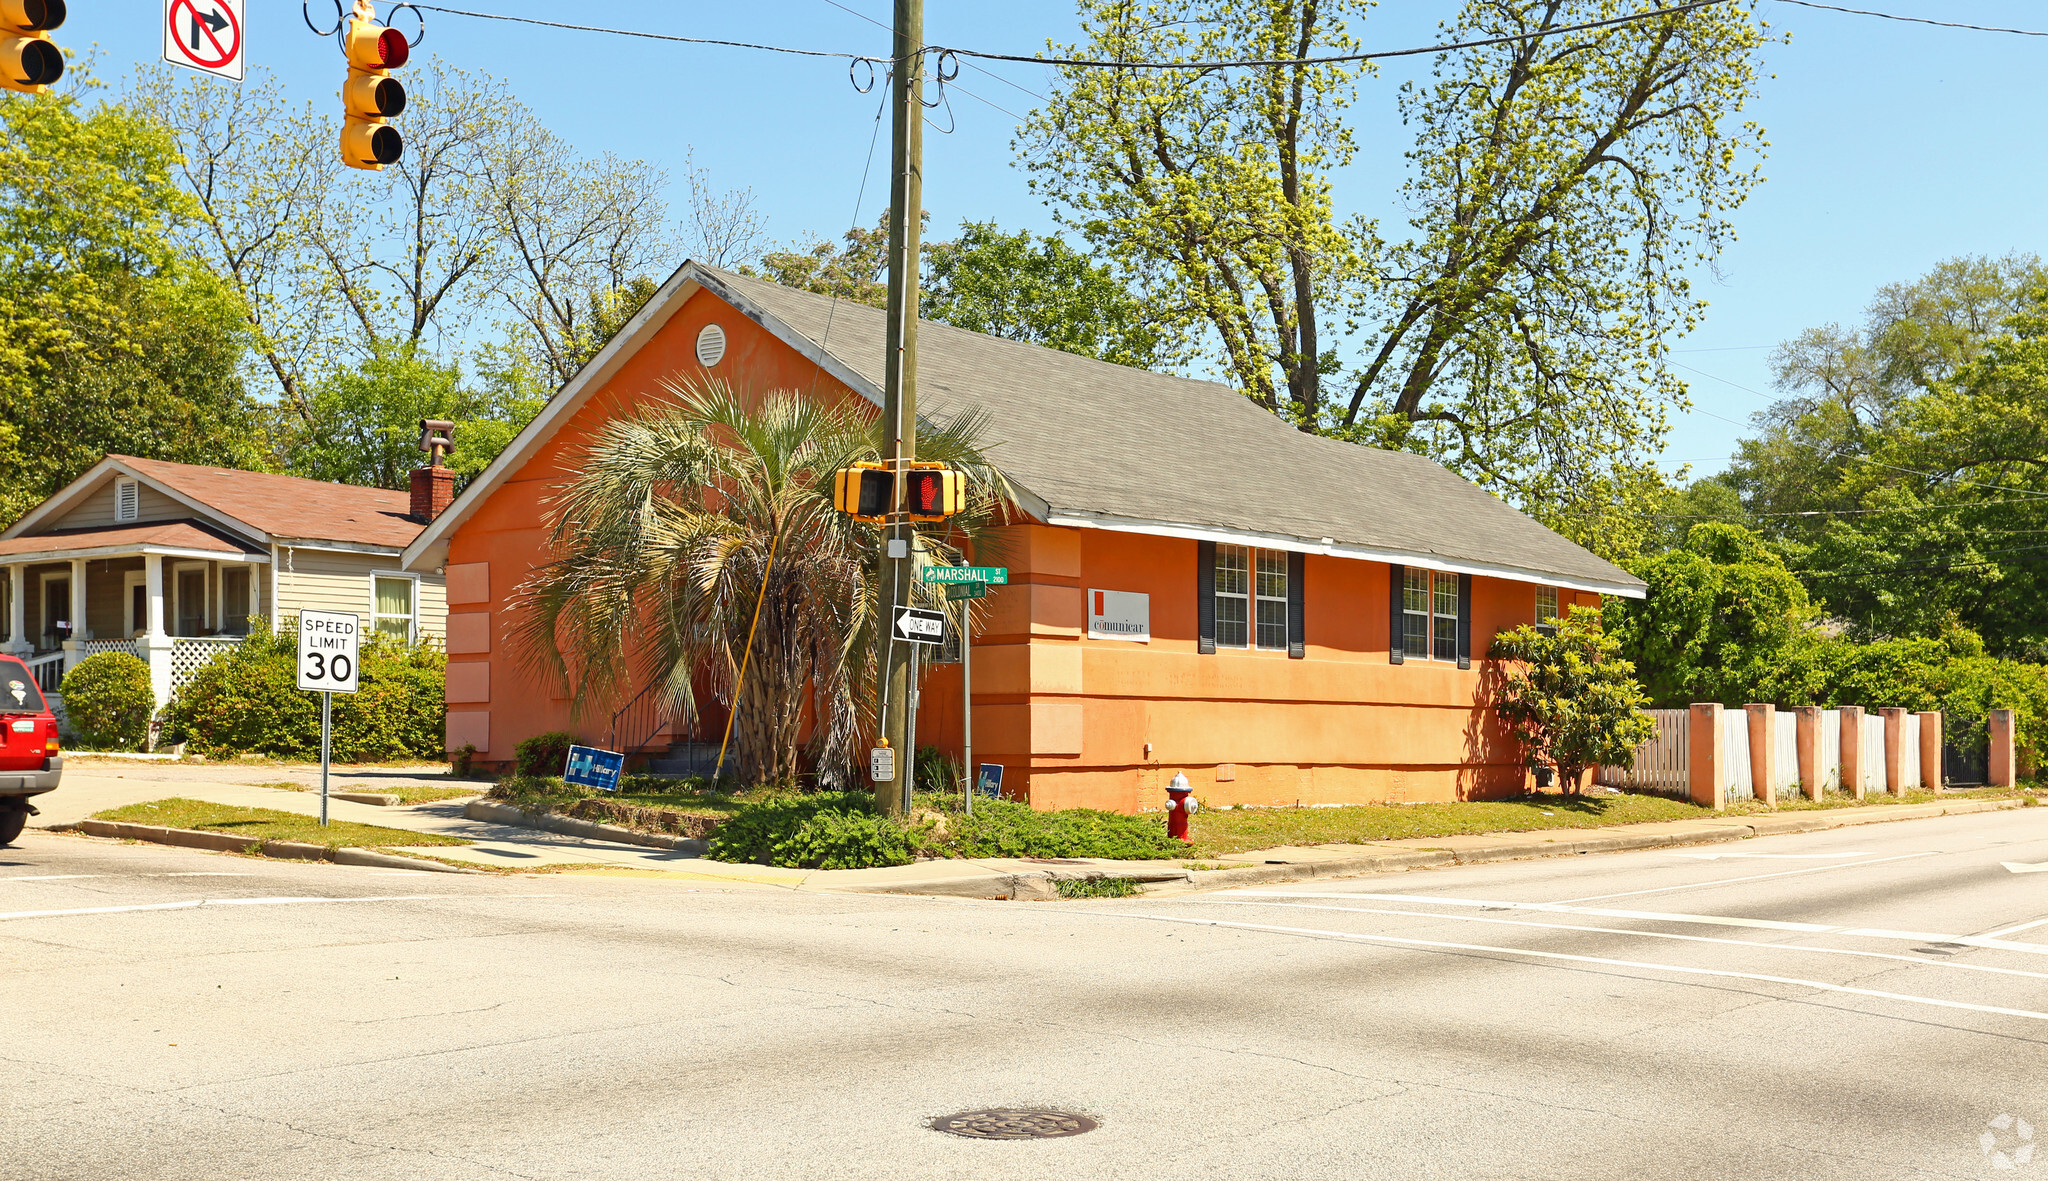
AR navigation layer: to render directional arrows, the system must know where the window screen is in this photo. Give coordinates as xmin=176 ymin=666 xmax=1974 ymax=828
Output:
xmin=1214 ymin=544 xmax=1249 ymax=649
xmin=222 ymin=568 xmax=252 ymax=635
xmin=373 ymin=576 xmax=415 ymax=642
xmin=1432 ymin=572 xmax=1460 ymax=662
xmin=1536 ymin=586 xmax=1559 ymax=635
xmin=1402 ymin=568 xmax=1430 ymax=659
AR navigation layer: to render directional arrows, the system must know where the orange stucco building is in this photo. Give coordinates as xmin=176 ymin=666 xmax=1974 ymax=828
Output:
xmin=403 ymin=264 xmax=1645 ymax=812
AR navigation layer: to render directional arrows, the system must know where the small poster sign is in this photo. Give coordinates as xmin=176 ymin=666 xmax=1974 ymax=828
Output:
xmin=871 ymin=746 xmax=896 ymax=783
xmin=563 ymin=745 xmax=624 ymax=792
xmin=975 ymin=763 xmax=1003 ymax=798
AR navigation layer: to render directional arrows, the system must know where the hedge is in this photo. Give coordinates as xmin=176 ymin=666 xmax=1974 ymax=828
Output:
xmin=60 ymin=651 xmax=154 ymax=750
xmin=163 ymin=621 xmax=446 ymax=761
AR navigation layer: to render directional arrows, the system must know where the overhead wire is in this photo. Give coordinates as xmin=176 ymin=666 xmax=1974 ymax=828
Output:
xmin=1769 ymin=0 xmax=2048 ymax=37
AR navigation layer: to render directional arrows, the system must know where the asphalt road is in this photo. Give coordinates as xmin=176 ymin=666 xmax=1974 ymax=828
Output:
xmin=6 ymin=809 xmax=2048 ymax=1180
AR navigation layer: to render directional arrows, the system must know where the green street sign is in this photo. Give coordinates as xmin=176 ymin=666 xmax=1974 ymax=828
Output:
xmin=945 ymin=583 xmax=988 ymax=601
xmin=922 ymin=566 xmax=1008 ymax=585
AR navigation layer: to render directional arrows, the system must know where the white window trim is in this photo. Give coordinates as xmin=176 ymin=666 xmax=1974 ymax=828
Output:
xmin=1401 ymin=568 xmax=1430 ymax=660
xmin=169 ymin=560 xmax=210 ymax=637
xmin=1252 ymin=549 xmax=1289 ymax=652
xmin=1535 ymin=585 xmax=1560 ymax=635
xmin=1214 ymin=544 xmax=1250 ymax=651
xmin=218 ymin=565 xmax=255 ymax=635
xmin=1432 ymin=571 xmax=1460 ymax=662
xmin=370 ymin=569 xmax=421 ymax=644
xmin=122 ymin=569 xmax=148 ymax=637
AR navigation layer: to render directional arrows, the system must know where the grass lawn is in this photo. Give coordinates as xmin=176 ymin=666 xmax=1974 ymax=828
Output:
xmin=1726 ymin=786 xmax=2032 ymax=813
xmin=94 ymin=798 xmax=472 ymax=850
xmin=1185 ymin=792 xmax=1716 ymax=857
xmin=253 ymin=781 xmax=483 ymax=806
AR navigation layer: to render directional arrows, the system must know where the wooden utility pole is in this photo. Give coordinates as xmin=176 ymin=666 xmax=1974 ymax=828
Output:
xmin=875 ymin=0 xmax=924 ymax=815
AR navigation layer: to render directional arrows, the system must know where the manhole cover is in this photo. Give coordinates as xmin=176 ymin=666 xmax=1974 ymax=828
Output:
xmin=931 ymin=1109 xmax=1098 ymax=1139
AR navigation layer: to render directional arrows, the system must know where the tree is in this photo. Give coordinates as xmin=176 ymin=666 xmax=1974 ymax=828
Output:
xmin=1488 ymin=608 xmax=1656 ymax=794
xmin=0 ymin=82 xmax=265 ymax=522
xmin=293 ymin=342 xmax=543 ymax=490
xmin=923 ymin=221 xmax=1182 ymax=369
xmin=1607 ymin=522 xmax=1822 ymax=708
xmin=508 ymin=379 xmax=1011 ymax=787
xmin=1021 ymin=0 xmax=1772 ymax=547
xmin=744 ymin=212 xmax=892 ymax=308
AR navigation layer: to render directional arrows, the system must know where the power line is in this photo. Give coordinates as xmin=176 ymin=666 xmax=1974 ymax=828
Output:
xmin=1770 ymin=0 xmax=2048 ymax=37
xmin=939 ymin=0 xmax=1726 ymax=70
xmin=408 ymin=4 xmax=889 ymax=62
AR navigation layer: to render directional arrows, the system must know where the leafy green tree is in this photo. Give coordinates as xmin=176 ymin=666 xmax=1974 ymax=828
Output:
xmin=508 ymin=379 xmax=1011 ymax=789
xmin=0 ymin=83 xmax=265 ymax=522
xmin=744 ymin=213 xmax=892 ymax=308
xmin=1020 ymin=0 xmax=1772 ymax=543
xmin=293 ymin=341 xmax=545 ymax=490
xmin=1488 ymin=609 xmax=1657 ymax=794
xmin=923 ymin=221 xmax=1181 ymax=369
xmin=1608 ymin=523 xmax=1823 ymax=708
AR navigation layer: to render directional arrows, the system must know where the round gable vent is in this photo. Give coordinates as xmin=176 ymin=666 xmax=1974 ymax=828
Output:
xmin=695 ymin=323 xmax=728 ymax=368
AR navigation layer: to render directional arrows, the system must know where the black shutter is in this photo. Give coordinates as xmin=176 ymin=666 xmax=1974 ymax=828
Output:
xmin=1456 ymin=572 xmax=1473 ymax=670
xmin=1388 ymin=563 xmax=1404 ymax=665
xmin=1287 ymin=551 xmax=1305 ymax=659
xmin=1197 ymin=540 xmax=1216 ymax=655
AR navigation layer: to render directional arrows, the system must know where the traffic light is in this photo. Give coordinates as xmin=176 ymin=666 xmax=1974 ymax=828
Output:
xmin=833 ymin=462 xmax=892 ymax=524
xmin=340 ymin=12 xmax=409 ymax=170
xmin=902 ymin=463 xmax=965 ymax=523
xmin=0 ymin=0 xmax=65 ymax=95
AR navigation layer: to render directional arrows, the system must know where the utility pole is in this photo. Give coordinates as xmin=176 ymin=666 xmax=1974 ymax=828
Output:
xmin=875 ymin=0 xmax=924 ymax=816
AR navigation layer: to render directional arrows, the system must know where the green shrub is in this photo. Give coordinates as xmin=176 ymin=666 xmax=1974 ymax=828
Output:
xmin=946 ymin=798 xmax=1181 ymax=861
xmin=488 ymin=774 xmax=588 ymax=812
xmin=1056 ymin=877 xmax=1141 ymax=899
xmin=706 ymin=791 xmax=926 ymax=869
xmin=60 ymin=652 xmax=154 ymax=750
xmin=163 ymin=622 xmax=446 ymax=761
xmin=515 ymin=730 xmax=578 ymax=777
xmin=916 ymin=745 xmax=960 ymax=794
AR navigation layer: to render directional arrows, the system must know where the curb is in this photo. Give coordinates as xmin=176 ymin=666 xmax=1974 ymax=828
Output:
xmin=331 ymin=792 xmax=400 ymax=807
xmin=464 ymin=799 xmax=709 ymax=854
xmin=837 ymin=796 xmax=2031 ymax=900
xmin=77 ymin=819 xmax=482 ymax=874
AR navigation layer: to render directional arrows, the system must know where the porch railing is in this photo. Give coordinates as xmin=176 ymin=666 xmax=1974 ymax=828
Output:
xmin=608 ymin=679 xmax=676 ymax=755
xmin=25 ymin=652 xmax=64 ymax=694
xmin=80 ymin=639 xmax=140 ymax=661
xmin=169 ymin=636 xmax=239 ymax=691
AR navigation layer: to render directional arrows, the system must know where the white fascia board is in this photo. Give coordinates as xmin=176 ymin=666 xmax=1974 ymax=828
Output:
xmin=0 ymin=544 xmax=269 ymax=565
xmin=1044 ymin=511 xmax=1648 ymax=599
xmin=104 ymin=459 xmax=274 ymax=545
xmin=1 ymin=457 xmax=123 ymax=539
xmin=269 ymin=538 xmax=404 ymax=558
xmin=403 ymin=261 xmax=889 ymax=573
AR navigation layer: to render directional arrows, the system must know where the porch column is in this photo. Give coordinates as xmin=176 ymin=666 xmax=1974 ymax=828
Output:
xmin=143 ymin=554 xmax=172 ymax=711
xmin=63 ymin=556 xmax=85 ymax=671
xmin=4 ymin=564 xmax=24 ymax=656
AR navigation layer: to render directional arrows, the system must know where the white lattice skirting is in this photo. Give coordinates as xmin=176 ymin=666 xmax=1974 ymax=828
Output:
xmin=168 ymin=638 xmax=238 ymax=690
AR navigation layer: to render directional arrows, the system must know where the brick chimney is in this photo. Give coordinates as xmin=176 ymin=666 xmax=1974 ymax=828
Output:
xmin=411 ymin=418 xmax=456 ymax=522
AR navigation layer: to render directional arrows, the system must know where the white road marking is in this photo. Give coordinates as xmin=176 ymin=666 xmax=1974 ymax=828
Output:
xmin=158 ymin=872 xmax=251 ymax=878
xmin=1555 ymin=851 xmax=1940 ymax=903
xmin=1982 ymin=917 xmax=2048 ymax=940
xmin=1109 ymin=912 xmax=2048 ymax=1024
xmin=1201 ymin=900 xmax=2048 ymax=982
xmin=0 ymin=896 xmax=433 ymax=922
xmin=1218 ymin=891 xmax=2048 ymax=956
xmin=1 ymin=875 xmax=100 ymax=881
xmin=2002 ymin=862 xmax=2048 ymax=874
xmin=1666 ymin=851 xmax=1873 ymax=860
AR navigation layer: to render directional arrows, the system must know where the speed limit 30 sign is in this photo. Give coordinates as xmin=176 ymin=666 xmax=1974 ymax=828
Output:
xmin=297 ymin=610 xmax=361 ymax=694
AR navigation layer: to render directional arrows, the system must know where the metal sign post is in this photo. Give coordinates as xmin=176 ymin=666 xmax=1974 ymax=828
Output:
xmin=296 ymin=610 xmax=362 ymax=827
xmin=925 ymin=567 xmax=1005 ymax=815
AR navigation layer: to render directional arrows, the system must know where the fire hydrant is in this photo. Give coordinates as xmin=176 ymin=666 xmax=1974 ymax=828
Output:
xmin=1165 ymin=771 xmax=1197 ymax=842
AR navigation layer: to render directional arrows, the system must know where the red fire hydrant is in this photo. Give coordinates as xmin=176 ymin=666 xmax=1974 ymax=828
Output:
xmin=1165 ymin=772 xmax=1197 ymax=842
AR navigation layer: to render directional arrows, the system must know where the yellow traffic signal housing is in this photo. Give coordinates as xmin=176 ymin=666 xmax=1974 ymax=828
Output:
xmin=0 ymin=0 xmax=65 ymax=95
xmin=834 ymin=463 xmax=893 ymax=524
xmin=340 ymin=15 xmax=409 ymax=170
xmin=902 ymin=463 xmax=965 ymax=523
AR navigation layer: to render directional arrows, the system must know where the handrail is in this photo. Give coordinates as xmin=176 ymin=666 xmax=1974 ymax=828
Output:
xmin=607 ymin=678 xmax=673 ymax=755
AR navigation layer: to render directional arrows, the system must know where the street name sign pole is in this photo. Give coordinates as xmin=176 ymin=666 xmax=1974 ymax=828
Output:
xmin=296 ymin=610 xmax=362 ymax=826
xmin=923 ymin=566 xmax=1007 ymax=813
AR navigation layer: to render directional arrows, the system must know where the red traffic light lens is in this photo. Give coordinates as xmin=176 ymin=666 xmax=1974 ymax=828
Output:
xmin=909 ymin=473 xmax=940 ymax=512
xmin=374 ymin=27 xmax=409 ymax=68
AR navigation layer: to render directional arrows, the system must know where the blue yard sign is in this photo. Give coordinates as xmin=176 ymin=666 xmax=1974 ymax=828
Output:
xmin=563 ymin=745 xmax=625 ymax=792
xmin=975 ymin=763 xmax=1003 ymax=799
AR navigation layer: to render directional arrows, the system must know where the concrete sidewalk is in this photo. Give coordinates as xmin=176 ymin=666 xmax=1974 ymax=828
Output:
xmin=34 ymin=761 xmax=2031 ymax=898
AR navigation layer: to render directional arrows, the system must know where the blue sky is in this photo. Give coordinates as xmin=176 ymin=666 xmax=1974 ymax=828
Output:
xmin=64 ymin=1 xmax=2048 ymax=478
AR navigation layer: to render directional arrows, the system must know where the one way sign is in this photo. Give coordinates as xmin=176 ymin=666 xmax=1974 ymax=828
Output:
xmin=164 ymin=0 xmax=245 ymax=82
xmin=894 ymin=607 xmax=946 ymax=645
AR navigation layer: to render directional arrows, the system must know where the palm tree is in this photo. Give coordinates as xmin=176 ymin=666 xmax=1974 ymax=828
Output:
xmin=509 ymin=377 xmax=1011 ymax=787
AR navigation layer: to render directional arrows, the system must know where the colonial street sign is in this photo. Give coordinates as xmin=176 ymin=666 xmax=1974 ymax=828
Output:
xmin=945 ymin=583 xmax=987 ymax=601
xmin=921 ymin=566 xmax=1008 ymax=585
xmin=164 ymin=0 xmax=245 ymax=81
xmin=296 ymin=610 xmax=361 ymax=694
xmin=894 ymin=607 xmax=946 ymax=645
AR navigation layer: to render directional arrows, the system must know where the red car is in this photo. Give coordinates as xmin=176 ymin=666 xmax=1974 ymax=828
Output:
xmin=0 ymin=655 xmax=62 ymax=845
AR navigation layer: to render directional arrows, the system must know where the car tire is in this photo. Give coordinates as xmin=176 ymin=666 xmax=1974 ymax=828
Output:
xmin=0 ymin=800 xmax=27 ymax=846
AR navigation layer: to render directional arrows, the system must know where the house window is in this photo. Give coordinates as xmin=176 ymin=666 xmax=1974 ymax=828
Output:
xmin=1433 ymin=571 xmax=1460 ymax=661
xmin=1535 ymin=586 xmax=1560 ymax=635
xmin=373 ymin=575 xmax=416 ymax=643
xmin=1214 ymin=544 xmax=1289 ymax=651
xmin=1402 ymin=568 xmax=1430 ymax=658
xmin=174 ymin=566 xmax=207 ymax=636
xmin=115 ymin=479 xmax=139 ymax=523
xmin=222 ymin=567 xmax=252 ymax=635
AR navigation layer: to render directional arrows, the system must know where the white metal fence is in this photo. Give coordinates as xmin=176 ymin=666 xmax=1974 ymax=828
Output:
xmin=1597 ymin=706 xmax=1935 ymax=801
xmin=1720 ymin=709 xmax=1753 ymax=800
xmin=1859 ymin=720 xmax=1886 ymax=795
xmin=1818 ymin=710 xmax=1843 ymax=791
xmin=1772 ymin=716 xmax=1798 ymax=796
xmin=1899 ymin=712 xmax=1921 ymax=792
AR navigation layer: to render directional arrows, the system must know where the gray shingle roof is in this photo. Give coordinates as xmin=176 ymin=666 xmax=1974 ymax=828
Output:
xmin=703 ymin=266 xmax=1644 ymax=595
